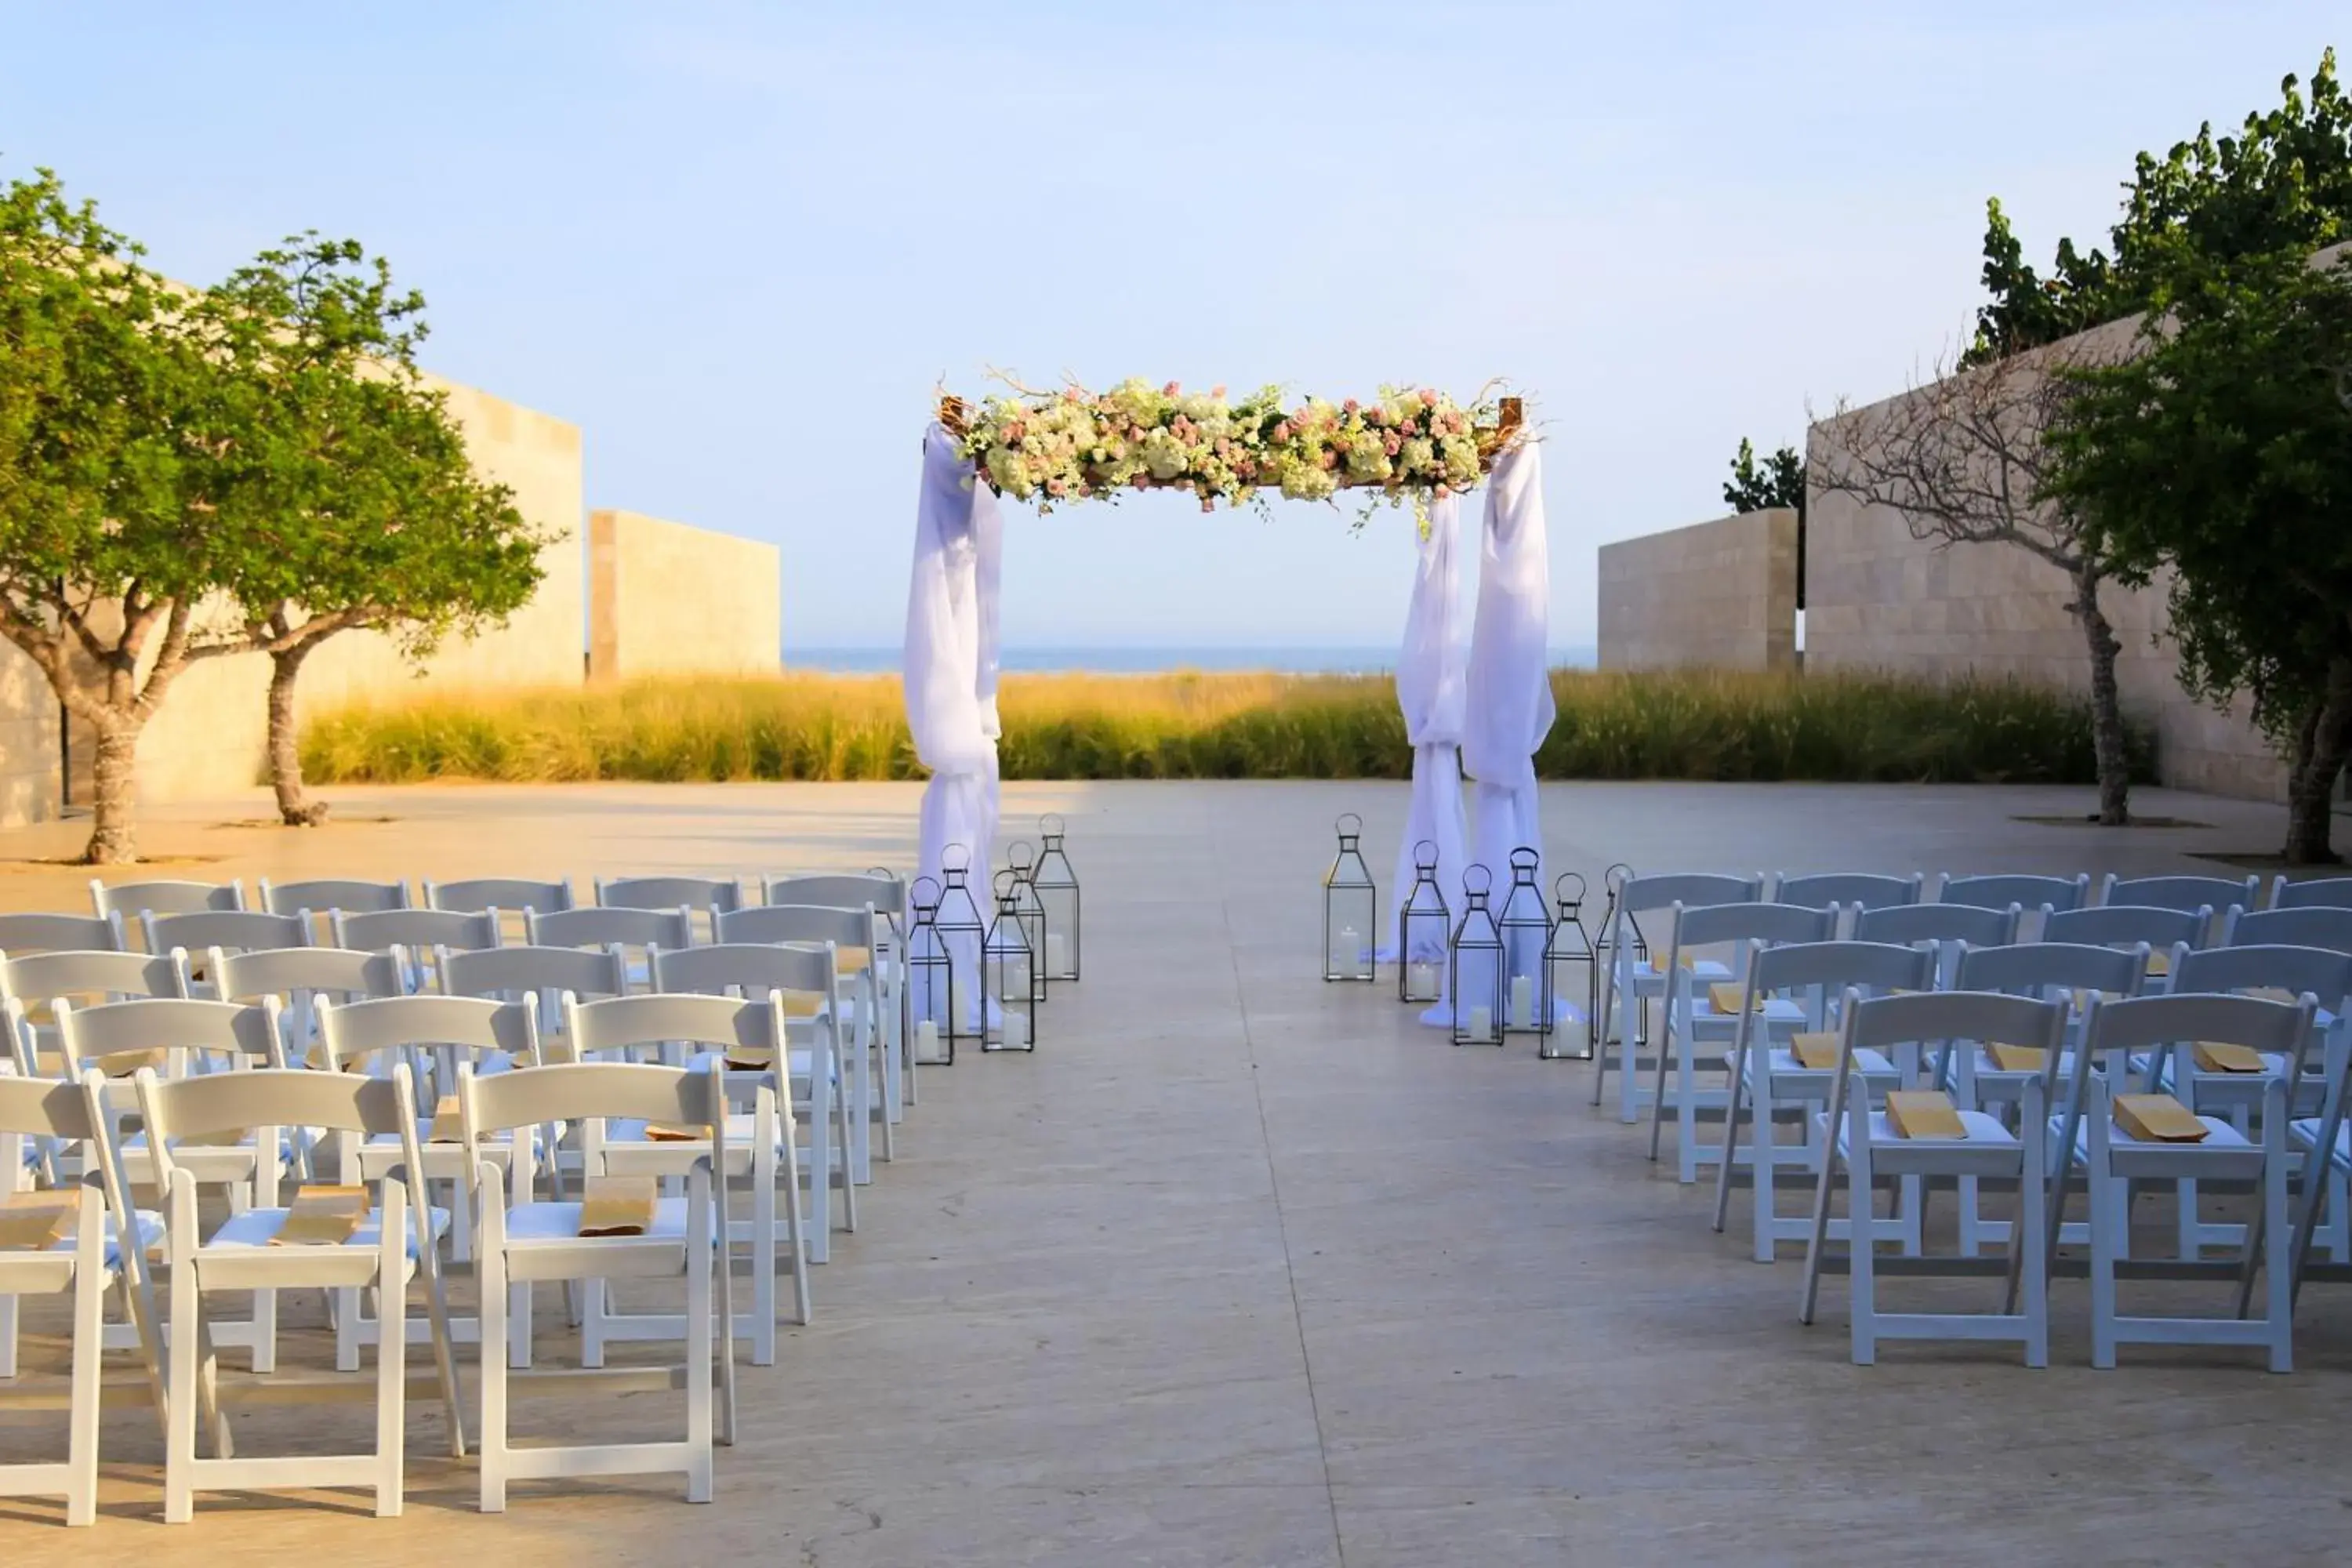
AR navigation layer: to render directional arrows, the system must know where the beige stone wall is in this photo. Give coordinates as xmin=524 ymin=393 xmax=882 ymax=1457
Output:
xmin=5 ymin=376 xmax=586 ymax=823
xmin=1598 ymin=509 xmax=1797 ymax=672
xmin=587 ymin=510 xmax=779 ymax=682
xmin=1802 ymin=323 xmax=2287 ymax=801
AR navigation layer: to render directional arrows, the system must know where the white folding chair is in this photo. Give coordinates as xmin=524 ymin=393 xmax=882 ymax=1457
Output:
xmin=2050 ymin=991 xmax=2316 ymax=1370
xmin=458 ymin=1058 xmax=737 ymax=1512
xmin=717 ymin=902 xmax=891 ymax=1168
xmin=760 ymin=873 xmax=912 ymax=1113
xmin=0 ymin=913 xmax=125 ymax=957
xmin=2270 ymin=875 xmax=2352 ymax=911
xmin=335 ymin=907 xmax=502 ymax=994
xmin=260 ymin=877 xmax=412 ymax=922
xmin=597 ymin=877 xmax=740 ymax=946
xmin=134 ymin=1062 xmax=462 ymax=1520
xmin=2045 ymin=904 xmax=2209 ymax=993
xmin=211 ymin=945 xmax=406 ymax=1082
xmin=1592 ymin=873 xmax=1762 ymax=1123
xmin=58 ymin=997 xmax=291 ymax=1370
xmin=317 ymin=995 xmax=545 ymax=1369
xmin=145 ymin=911 xmax=310 ymax=996
xmin=1769 ymin=873 xmax=1921 ymax=937
xmin=0 ymin=1071 xmax=166 ymax=1526
xmin=425 ymin=877 xmax=575 ymax=947
xmin=1646 ymin=902 xmax=1832 ymax=1182
xmin=1798 ymin=989 xmax=2067 ymax=1367
xmin=529 ymin=906 xmax=693 ymax=993
xmin=90 ymin=877 xmax=245 ymax=940
xmin=1712 ymin=939 xmax=1936 ymax=1261
xmin=2227 ymin=904 xmax=2352 ymax=956
xmin=2100 ymin=873 xmax=2257 ymax=943
xmin=1936 ymin=872 xmax=2089 ymax=928
xmin=567 ymin=986 xmax=814 ymax=1364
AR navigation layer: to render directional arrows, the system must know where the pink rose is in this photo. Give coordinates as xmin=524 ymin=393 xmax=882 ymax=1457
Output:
xmin=1418 ymin=387 xmax=1437 ymax=405
xmin=1003 ymin=420 xmax=1025 ymax=443
xmin=1131 ymin=474 xmax=1149 ymax=490
xmin=1342 ymin=398 xmax=1359 ymax=415
xmin=1319 ymin=449 xmax=1337 ymax=470
xmin=1383 ymin=432 xmax=1401 ymax=456
xmin=1163 ymin=380 xmax=1181 ymax=396
xmin=1364 ymin=405 xmax=1385 ymax=426
xmin=1210 ymin=385 xmax=1225 ymax=401
xmin=1272 ymin=421 xmax=1291 ymax=442
xmin=1046 ymin=477 xmax=1065 ymax=496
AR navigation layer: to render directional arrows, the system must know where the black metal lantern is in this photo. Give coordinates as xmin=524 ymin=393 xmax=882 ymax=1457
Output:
xmin=1033 ymin=812 xmax=1081 ymax=984
xmin=1449 ymin=864 xmax=1506 ymax=1047
xmin=1397 ymin=839 xmax=1449 ymax=1005
xmin=906 ymin=875 xmax=955 ymax=1066
xmin=1541 ymin=872 xmax=1595 ymax=1061
xmin=1498 ymin=847 xmax=1553 ymax=1044
xmin=1323 ymin=812 xmax=1377 ymax=982
xmin=983 ymin=869 xmax=1037 ymax=1051
xmin=934 ymin=844 xmax=990 ymax=1054
xmin=1594 ymin=862 xmax=1646 ymax=1050
xmin=1004 ymin=840 xmax=1051 ymax=1003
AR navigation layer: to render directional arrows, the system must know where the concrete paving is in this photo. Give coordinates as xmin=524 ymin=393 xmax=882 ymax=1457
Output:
xmin=1 ymin=779 xmax=2347 ymax=1565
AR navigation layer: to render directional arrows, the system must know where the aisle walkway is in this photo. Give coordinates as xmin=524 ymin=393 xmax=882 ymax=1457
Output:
xmin=4 ymin=780 xmax=2347 ymax=1564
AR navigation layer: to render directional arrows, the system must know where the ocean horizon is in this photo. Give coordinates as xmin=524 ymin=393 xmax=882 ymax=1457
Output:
xmin=784 ymin=644 xmax=1601 ymax=675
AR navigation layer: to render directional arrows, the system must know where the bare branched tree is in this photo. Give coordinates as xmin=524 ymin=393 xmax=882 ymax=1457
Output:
xmin=1811 ymin=338 xmax=2136 ymax=824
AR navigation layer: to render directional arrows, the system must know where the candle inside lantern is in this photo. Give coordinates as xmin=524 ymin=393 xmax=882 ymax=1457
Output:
xmin=1001 ymin=1009 xmax=1029 ymax=1049
xmin=1469 ymin=1005 xmax=1493 ymax=1043
xmin=1559 ymin=1009 xmax=1589 ymax=1058
xmin=1338 ymin=925 xmax=1363 ymax=978
xmin=1510 ymin=975 xmax=1534 ymax=1029
xmin=1046 ymin=931 xmax=1069 ymax=978
xmin=1007 ymin=960 xmax=1031 ymax=1001
xmin=916 ymin=1019 xmax=940 ymax=1061
xmin=1408 ymin=960 xmax=1437 ymax=998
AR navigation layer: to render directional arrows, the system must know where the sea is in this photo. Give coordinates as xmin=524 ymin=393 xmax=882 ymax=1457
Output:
xmin=786 ymin=645 xmax=1599 ymax=674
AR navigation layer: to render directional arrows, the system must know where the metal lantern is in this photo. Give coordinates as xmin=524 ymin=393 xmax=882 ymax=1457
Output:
xmin=1004 ymin=839 xmax=1051 ymax=1003
xmin=1497 ymin=847 xmax=1553 ymax=1044
xmin=983 ymin=869 xmax=1037 ymax=1051
xmin=934 ymin=844 xmax=990 ymax=1054
xmin=1323 ymin=811 xmax=1377 ymax=982
xmin=1397 ymin=839 xmax=1449 ymax=1005
xmin=1449 ymin=864 xmax=1506 ymax=1047
xmin=906 ymin=875 xmax=956 ymax=1067
xmin=1593 ymin=861 xmax=1646 ymax=1051
xmin=1033 ymin=812 xmax=1081 ymax=984
xmin=1541 ymin=872 xmax=1595 ymax=1061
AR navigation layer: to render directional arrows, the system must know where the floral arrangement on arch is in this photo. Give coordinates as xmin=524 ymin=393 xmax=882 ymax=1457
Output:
xmin=942 ymin=377 xmax=1523 ymax=523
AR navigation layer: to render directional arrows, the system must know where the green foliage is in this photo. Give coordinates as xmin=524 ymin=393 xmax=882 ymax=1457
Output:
xmin=1722 ymin=437 xmax=1806 ymax=521
xmin=2044 ymin=246 xmax=2352 ymax=754
xmin=299 ymin=670 xmax=2147 ymax=788
xmin=1968 ymin=49 xmax=2352 ymax=364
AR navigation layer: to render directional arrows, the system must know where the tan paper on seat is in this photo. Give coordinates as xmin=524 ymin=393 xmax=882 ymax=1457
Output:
xmin=0 ymin=1190 xmax=78 ymax=1251
xmin=579 ymin=1176 xmax=658 ymax=1237
xmin=272 ymin=1185 xmax=370 ymax=1246
xmin=1707 ymin=982 xmax=1762 ymax=1014
xmin=1886 ymin=1090 xmax=1967 ymax=1140
xmin=429 ymin=1095 xmax=465 ymax=1143
xmin=780 ymin=991 xmax=825 ymax=1018
xmin=833 ymin=947 xmax=871 ymax=975
xmin=1985 ymin=1043 xmax=2048 ymax=1073
xmin=641 ymin=1123 xmax=703 ymax=1142
xmin=1789 ymin=1033 xmax=1842 ymax=1070
xmin=2191 ymin=1040 xmax=2267 ymax=1074
xmin=98 ymin=1047 xmax=168 ymax=1078
xmin=723 ymin=1046 xmax=775 ymax=1072
xmin=2249 ymin=986 xmax=2296 ymax=1006
xmin=2114 ymin=1092 xmax=2208 ymax=1142
xmin=2143 ymin=950 xmax=2171 ymax=978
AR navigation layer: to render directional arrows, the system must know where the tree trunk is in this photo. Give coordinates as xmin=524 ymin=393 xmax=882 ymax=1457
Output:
xmin=2282 ymin=657 xmax=2352 ymax=866
xmin=2068 ymin=564 xmax=2132 ymax=826
xmin=81 ymin=720 xmax=143 ymax=866
xmin=267 ymin=642 xmax=330 ymax=826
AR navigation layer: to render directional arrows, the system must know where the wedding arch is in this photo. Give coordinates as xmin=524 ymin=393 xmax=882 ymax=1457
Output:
xmin=902 ymin=379 xmax=1553 ymax=977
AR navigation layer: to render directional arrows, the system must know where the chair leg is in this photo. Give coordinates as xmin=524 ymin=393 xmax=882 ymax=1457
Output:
xmin=1798 ymin=1134 xmax=1839 ymax=1326
xmin=2264 ymin=1138 xmax=2293 ymax=1374
xmin=752 ymin=1142 xmax=778 ymax=1367
xmin=1711 ymin=1040 xmax=1747 ymax=1233
xmin=165 ymin=1248 xmax=200 ymax=1523
xmin=66 ymin=1256 xmax=104 ymax=1526
xmin=1849 ymin=1138 xmax=1876 ymax=1366
xmin=2021 ymin=1143 xmax=2049 ymax=1369
xmin=0 ymin=1289 xmax=16 ymax=1380
xmin=376 ymin=1276 xmax=407 ymax=1517
xmin=2089 ymin=1171 xmax=2119 ymax=1370
xmin=581 ymin=1276 xmax=608 ymax=1368
xmin=479 ymin=1254 xmax=507 ymax=1514
xmin=1752 ymin=1082 xmax=1781 ymax=1263
xmin=1645 ymin=1005 xmax=1677 ymax=1161
xmin=685 ymin=1176 xmax=715 ymax=1505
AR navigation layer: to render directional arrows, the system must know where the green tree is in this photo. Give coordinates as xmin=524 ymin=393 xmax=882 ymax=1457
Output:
xmin=191 ymin=237 xmax=546 ymax=826
xmin=2043 ymin=246 xmax=2352 ymax=862
xmin=1722 ymin=437 xmax=1806 ymax=519
xmin=1967 ymin=49 xmax=2352 ymax=365
xmin=0 ymin=166 xmax=261 ymax=863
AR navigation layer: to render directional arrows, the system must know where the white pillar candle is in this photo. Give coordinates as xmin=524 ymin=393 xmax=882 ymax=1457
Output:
xmin=916 ymin=1019 xmax=940 ymax=1060
xmin=1468 ymin=1005 xmax=1493 ymax=1043
xmin=1046 ymin=931 xmax=1069 ymax=978
xmin=1002 ymin=1010 xmax=1029 ymax=1049
xmin=1510 ymin=975 xmax=1534 ymax=1030
xmin=1338 ymin=925 xmax=1363 ymax=977
xmin=1561 ymin=1011 xmax=1589 ymax=1058
xmin=1007 ymin=960 xmax=1032 ymax=1000
xmin=1408 ymin=960 xmax=1437 ymax=998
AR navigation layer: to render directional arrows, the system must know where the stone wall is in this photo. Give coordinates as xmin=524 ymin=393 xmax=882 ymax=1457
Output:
xmin=1597 ymin=509 xmax=1798 ymax=672
xmin=588 ymin=509 xmax=780 ymax=681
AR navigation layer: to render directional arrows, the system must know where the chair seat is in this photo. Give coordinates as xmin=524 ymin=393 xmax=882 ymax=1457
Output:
xmin=209 ymin=1203 xmax=451 ymax=1258
xmin=1766 ymin=1045 xmax=1896 ymax=1079
xmin=2049 ymin=1112 xmax=2253 ymax=1157
xmin=2288 ymin=1118 xmax=2350 ymax=1171
xmin=1695 ymin=996 xmax=1807 ymax=1025
xmin=4 ymin=1210 xmax=162 ymax=1270
xmin=1840 ymin=1109 xmax=2015 ymax=1152
xmin=503 ymin=1196 xmax=717 ymax=1245
xmin=686 ymin=1047 xmax=836 ymax=1084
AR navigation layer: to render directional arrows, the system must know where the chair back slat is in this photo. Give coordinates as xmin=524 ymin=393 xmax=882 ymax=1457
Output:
xmin=1670 ymin=902 xmax=1833 ymax=953
xmin=2271 ymin=875 xmax=2352 ymax=911
xmin=55 ymin=996 xmax=285 ymax=1067
xmin=2170 ymin=944 xmax=2352 ymax=1009
xmin=564 ymin=992 xmax=787 ymax=1059
xmin=1748 ymin=939 xmax=1934 ymax=996
xmin=597 ymin=876 xmax=742 ymax=915
xmin=441 ymin=943 xmax=630 ymax=1001
xmin=0 ymin=949 xmax=185 ymax=1007
xmin=649 ymin=942 xmax=836 ymax=998
xmin=2100 ymin=873 xmax=2259 ymax=915
xmin=459 ymin=1058 xmax=724 ymax=1137
xmin=1857 ymin=902 xmax=2019 ymax=949
xmin=137 ymin=1063 xmax=409 ymax=1144
xmin=1955 ymin=941 xmax=2146 ymax=999
xmin=317 ymin=994 xmax=539 ymax=1069
xmin=212 ymin=946 xmax=404 ymax=1004
xmin=1618 ymin=873 xmax=1760 ymax=916
xmin=760 ymin=873 xmax=904 ymax=916
xmin=146 ymin=909 xmax=308 ymax=958
xmin=1846 ymin=989 xmax=2070 ymax=1057
xmin=2229 ymin=906 xmax=2352 ymax=956
xmin=2045 ymin=904 xmax=2209 ymax=954
xmin=424 ymin=877 xmax=575 ymax=914
xmin=260 ymin=878 xmax=410 ymax=916
xmin=716 ymin=904 xmax=872 ymax=949
xmin=89 ymin=877 xmax=245 ymax=922
xmin=1769 ymin=873 xmax=1921 ymax=913
xmin=2082 ymin=990 xmax=2315 ymax=1058
xmin=1936 ymin=873 xmax=2089 ymax=914
xmin=335 ymin=907 xmax=500 ymax=955
xmin=0 ymin=1073 xmax=103 ymax=1142
xmin=528 ymin=906 xmax=693 ymax=953
xmin=0 ymin=912 xmax=125 ymax=956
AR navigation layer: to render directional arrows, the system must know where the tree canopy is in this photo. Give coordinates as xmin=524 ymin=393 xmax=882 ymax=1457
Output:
xmin=1967 ymin=49 xmax=2352 ymax=365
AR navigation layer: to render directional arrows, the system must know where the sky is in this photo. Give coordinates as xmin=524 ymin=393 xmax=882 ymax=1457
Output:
xmin=0 ymin=2 xmax=2342 ymax=650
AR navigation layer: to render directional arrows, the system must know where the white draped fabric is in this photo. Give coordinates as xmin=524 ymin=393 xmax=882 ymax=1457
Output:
xmin=1386 ymin=492 xmax=1468 ymax=969
xmin=906 ymin=426 xmax=1004 ymax=1021
xmin=1463 ymin=441 xmax=1554 ymax=979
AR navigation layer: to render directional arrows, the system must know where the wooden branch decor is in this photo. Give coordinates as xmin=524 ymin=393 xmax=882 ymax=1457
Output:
xmin=937 ymin=378 xmax=1527 ymax=522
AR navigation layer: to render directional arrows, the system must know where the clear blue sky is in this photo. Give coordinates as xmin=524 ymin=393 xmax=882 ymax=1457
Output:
xmin=0 ymin=3 xmax=2339 ymax=648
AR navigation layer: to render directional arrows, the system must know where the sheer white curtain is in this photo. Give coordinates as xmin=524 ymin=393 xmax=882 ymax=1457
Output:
xmin=1463 ymin=441 xmax=1554 ymax=978
xmin=1387 ymin=492 xmax=1467 ymax=968
xmin=905 ymin=426 xmax=1004 ymax=998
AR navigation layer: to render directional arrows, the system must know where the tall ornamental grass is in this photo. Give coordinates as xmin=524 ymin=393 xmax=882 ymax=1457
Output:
xmin=299 ymin=669 xmax=2151 ymax=786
